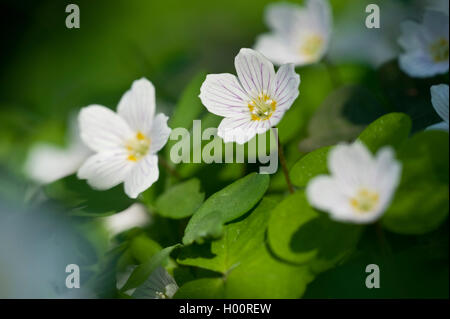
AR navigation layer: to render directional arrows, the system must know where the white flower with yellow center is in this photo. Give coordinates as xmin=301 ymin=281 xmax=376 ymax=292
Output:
xmin=199 ymin=48 xmax=300 ymax=144
xmin=427 ymin=84 xmax=449 ymax=132
xmin=306 ymin=141 xmax=402 ymax=224
xmin=254 ymin=0 xmax=332 ymax=66
xmin=77 ymin=78 xmax=171 ymax=199
xmin=398 ymin=10 xmax=449 ymax=78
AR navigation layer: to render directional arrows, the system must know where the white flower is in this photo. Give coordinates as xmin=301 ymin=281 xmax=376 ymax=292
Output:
xmin=24 ymin=116 xmax=91 ymax=184
xmin=398 ymin=10 xmax=449 ymax=78
xmin=102 ymin=203 xmax=150 ymax=237
xmin=254 ymin=0 xmax=332 ymax=66
xmin=77 ymin=78 xmax=171 ymax=198
xmin=199 ymin=48 xmax=300 ymax=144
xmin=306 ymin=141 xmax=402 ymax=224
xmin=427 ymin=84 xmax=449 ymax=131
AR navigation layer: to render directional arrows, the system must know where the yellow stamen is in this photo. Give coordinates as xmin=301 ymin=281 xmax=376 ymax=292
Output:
xmin=350 ymin=188 xmax=380 ymax=213
xmin=299 ymin=34 xmax=324 ymax=61
xmin=248 ymin=92 xmax=277 ymax=121
xmin=125 ymin=131 xmax=151 ymax=162
xmin=429 ymin=38 xmax=449 ymax=62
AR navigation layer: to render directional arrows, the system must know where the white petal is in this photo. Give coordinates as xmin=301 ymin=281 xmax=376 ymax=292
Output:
xmin=217 ymin=117 xmax=260 ymax=144
xmin=117 ymin=78 xmax=156 ymax=135
xmin=24 ymin=143 xmax=90 ymax=184
xmin=304 ymin=0 xmax=332 ymax=34
xmin=199 ymin=73 xmax=250 ymax=118
xmin=77 ymin=151 xmax=132 ymax=190
xmin=149 ymin=113 xmax=172 ymax=154
xmin=328 ymin=141 xmax=374 ymax=195
xmin=124 ymin=154 xmax=159 ymax=199
xmin=398 ymin=21 xmax=428 ymax=51
xmin=254 ymin=34 xmax=302 ymax=66
xmin=431 ymin=84 xmax=449 ymax=123
xmin=399 ymin=52 xmax=448 ymax=78
xmin=306 ymin=175 xmax=349 ymax=219
xmin=234 ymin=48 xmax=276 ymax=98
xmin=373 ymin=147 xmax=402 ymax=205
xmin=423 ymin=10 xmax=449 ymax=39
xmin=103 ymin=203 xmax=150 ymax=237
xmin=426 ymin=121 xmax=449 ymax=132
xmin=79 ymin=105 xmax=133 ymax=152
xmin=265 ymin=2 xmax=303 ymax=35
xmin=273 ymin=63 xmax=300 ymax=113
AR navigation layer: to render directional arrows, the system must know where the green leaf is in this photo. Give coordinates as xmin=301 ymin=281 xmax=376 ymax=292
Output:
xmin=290 ymin=146 xmax=332 ymax=188
xmin=177 ymin=197 xmax=315 ymax=298
xmin=299 ymin=86 xmax=385 ymax=152
xmin=267 ymin=190 xmax=362 ymax=271
xmin=155 ymin=178 xmax=205 ymax=219
xmin=129 ymin=235 xmax=162 ymax=264
xmin=120 ymin=244 xmax=180 ymax=292
xmin=382 ymin=130 xmax=449 ymax=234
xmin=358 ymin=112 xmax=412 ymax=153
xmin=182 ymin=173 xmax=270 ymax=245
xmin=44 ymin=174 xmax=134 ymax=217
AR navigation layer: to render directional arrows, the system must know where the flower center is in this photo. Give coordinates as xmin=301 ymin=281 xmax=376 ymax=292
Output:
xmin=299 ymin=34 xmax=324 ymax=61
xmin=248 ymin=92 xmax=277 ymax=121
xmin=349 ymin=188 xmax=380 ymax=213
xmin=429 ymin=38 xmax=449 ymax=62
xmin=126 ymin=131 xmax=150 ymax=162
xmin=155 ymin=283 xmax=178 ymax=299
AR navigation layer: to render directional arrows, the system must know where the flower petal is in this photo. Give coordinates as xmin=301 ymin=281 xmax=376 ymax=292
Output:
xmin=217 ymin=117 xmax=262 ymax=144
xmin=306 ymin=175 xmax=347 ymax=213
xmin=234 ymin=48 xmax=276 ymax=98
xmin=423 ymin=10 xmax=449 ymax=39
xmin=426 ymin=121 xmax=449 ymax=132
xmin=77 ymin=151 xmax=132 ymax=190
xmin=149 ymin=113 xmax=172 ymax=154
xmin=124 ymin=154 xmax=159 ymax=198
xmin=399 ymin=52 xmax=448 ymax=78
xmin=273 ymin=63 xmax=300 ymax=113
xmin=254 ymin=33 xmax=302 ymax=66
xmin=199 ymin=73 xmax=250 ymax=118
xmin=265 ymin=2 xmax=303 ymax=35
xmin=328 ymin=141 xmax=374 ymax=195
xmin=374 ymin=147 xmax=402 ymax=204
xmin=117 ymin=78 xmax=156 ymax=135
xmin=79 ymin=105 xmax=134 ymax=152
xmin=431 ymin=84 xmax=449 ymax=123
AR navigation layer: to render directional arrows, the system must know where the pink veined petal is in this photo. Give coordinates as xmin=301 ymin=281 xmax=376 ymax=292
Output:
xmin=79 ymin=105 xmax=134 ymax=152
xmin=234 ymin=48 xmax=276 ymax=98
xmin=431 ymin=84 xmax=449 ymax=123
xmin=149 ymin=113 xmax=172 ymax=154
xmin=273 ymin=63 xmax=300 ymax=113
xmin=124 ymin=154 xmax=159 ymax=199
xmin=77 ymin=150 xmax=133 ymax=190
xmin=117 ymin=78 xmax=156 ymax=135
xmin=218 ymin=117 xmax=258 ymax=144
xmin=199 ymin=73 xmax=250 ymax=118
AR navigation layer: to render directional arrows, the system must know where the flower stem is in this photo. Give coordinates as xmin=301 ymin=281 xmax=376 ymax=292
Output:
xmin=272 ymin=128 xmax=294 ymax=194
xmin=158 ymin=155 xmax=182 ymax=181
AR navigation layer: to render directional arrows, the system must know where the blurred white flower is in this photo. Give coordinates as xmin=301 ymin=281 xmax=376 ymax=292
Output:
xmin=102 ymin=203 xmax=150 ymax=237
xmin=306 ymin=141 xmax=402 ymax=224
xmin=132 ymin=266 xmax=178 ymax=299
xmin=199 ymin=48 xmax=300 ymax=144
xmin=427 ymin=84 xmax=449 ymax=131
xmin=77 ymin=78 xmax=171 ymax=198
xmin=398 ymin=10 xmax=449 ymax=78
xmin=24 ymin=116 xmax=91 ymax=184
xmin=254 ymin=0 xmax=332 ymax=66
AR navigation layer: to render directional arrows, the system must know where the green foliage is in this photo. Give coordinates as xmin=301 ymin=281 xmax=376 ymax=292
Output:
xmin=156 ymin=178 xmax=205 ymax=219
xmin=268 ymin=191 xmax=362 ymax=271
xmin=382 ymin=131 xmax=449 ymax=234
xmin=182 ymin=173 xmax=270 ymax=245
xmin=176 ymin=197 xmax=314 ymax=298
xmin=120 ymin=244 xmax=180 ymax=292
xmin=290 ymin=146 xmax=332 ymax=188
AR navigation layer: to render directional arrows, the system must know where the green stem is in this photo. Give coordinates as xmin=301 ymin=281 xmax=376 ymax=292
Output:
xmin=158 ymin=155 xmax=182 ymax=181
xmin=272 ymin=128 xmax=294 ymax=194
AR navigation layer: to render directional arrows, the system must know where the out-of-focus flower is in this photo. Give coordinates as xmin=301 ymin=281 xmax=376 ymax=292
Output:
xmin=427 ymin=84 xmax=449 ymax=131
xmin=398 ymin=10 xmax=449 ymax=78
xmin=24 ymin=116 xmax=91 ymax=184
xmin=199 ymin=48 xmax=300 ymax=144
xmin=102 ymin=203 xmax=151 ymax=237
xmin=132 ymin=266 xmax=178 ymax=299
xmin=306 ymin=141 xmax=402 ymax=224
xmin=77 ymin=78 xmax=171 ymax=198
xmin=254 ymin=0 xmax=332 ymax=66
